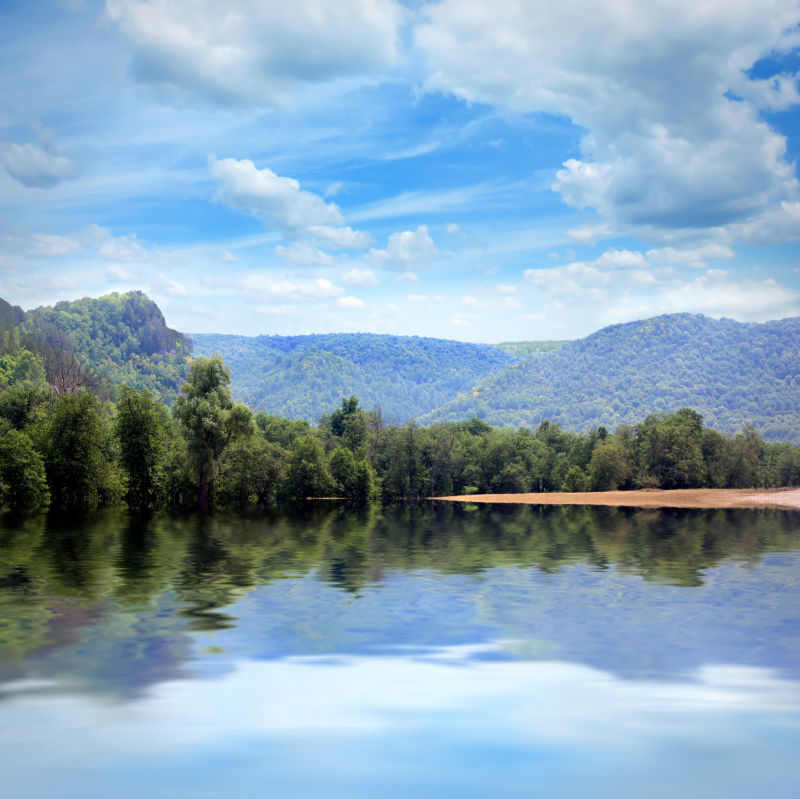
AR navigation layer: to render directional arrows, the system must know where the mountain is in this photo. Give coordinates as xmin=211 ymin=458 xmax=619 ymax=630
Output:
xmin=190 ymin=332 xmax=515 ymax=422
xmin=1 ymin=291 xmax=192 ymax=402
xmin=424 ymin=314 xmax=800 ymax=442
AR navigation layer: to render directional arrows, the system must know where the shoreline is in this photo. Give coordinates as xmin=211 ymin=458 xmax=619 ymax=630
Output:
xmin=434 ymin=487 xmax=800 ymax=510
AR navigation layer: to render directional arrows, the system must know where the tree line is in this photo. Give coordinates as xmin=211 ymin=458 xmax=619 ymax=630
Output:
xmin=1 ymin=353 xmax=799 ymax=514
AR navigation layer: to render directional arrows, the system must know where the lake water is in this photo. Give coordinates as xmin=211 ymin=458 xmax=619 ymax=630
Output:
xmin=1 ymin=503 xmax=799 ymax=798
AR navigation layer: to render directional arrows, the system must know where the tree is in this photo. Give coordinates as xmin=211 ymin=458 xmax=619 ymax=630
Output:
xmin=114 ymin=386 xmax=168 ymax=509
xmin=42 ymin=393 xmax=120 ymax=509
xmin=218 ymin=437 xmax=284 ymax=507
xmin=589 ymin=439 xmax=631 ymax=491
xmin=0 ymin=429 xmax=50 ymax=511
xmin=285 ymin=435 xmax=332 ymax=499
xmin=173 ymin=356 xmax=254 ymax=510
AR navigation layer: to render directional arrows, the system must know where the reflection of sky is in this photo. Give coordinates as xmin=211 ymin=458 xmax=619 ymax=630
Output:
xmin=2 ymin=646 xmax=799 ymax=799
xmin=186 ymin=554 xmax=800 ymax=682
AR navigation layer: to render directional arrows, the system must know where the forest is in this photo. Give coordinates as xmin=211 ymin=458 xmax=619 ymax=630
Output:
xmin=1 ymin=347 xmax=799 ymax=515
xmin=427 ymin=313 xmax=800 ymax=442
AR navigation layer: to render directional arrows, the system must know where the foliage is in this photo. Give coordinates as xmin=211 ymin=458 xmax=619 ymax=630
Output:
xmin=2 ymin=291 xmax=191 ymax=404
xmin=114 ymin=386 xmax=169 ymax=509
xmin=425 ymin=314 xmax=800 ymax=443
xmin=41 ymin=393 xmax=122 ymax=510
xmin=0 ymin=429 xmax=50 ymax=511
xmin=173 ymin=355 xmax=254 ymax=510
xmin=190 ymin=331 xmax=514 ymax=423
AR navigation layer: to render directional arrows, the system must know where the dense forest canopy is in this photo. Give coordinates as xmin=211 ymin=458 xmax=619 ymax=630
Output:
xmin=190 ymin=332 xmax=515 ymax=422
xmin=1 ymin=291 xmax=191 ymax=403
xmin=3 ymin=291 xmax=799 ymax=447
xmin=426 ymin=314 xmax=800 ymax=443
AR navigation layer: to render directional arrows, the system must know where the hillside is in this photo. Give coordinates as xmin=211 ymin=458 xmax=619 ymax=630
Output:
xmin=493 ymin=340 xmax=568 ymax=357
xmin=1 ymin=292 xmax=191 ymax=402
xmin=190 ymin=332 xmax=515 ymax=422
xmin=425 ymin=314 xmax=800 ymax=442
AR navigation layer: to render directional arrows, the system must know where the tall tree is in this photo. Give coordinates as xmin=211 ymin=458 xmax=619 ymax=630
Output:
xmin=115 ymin=386 xmax=168 ymax=509
xmin=173 ymin=356 xmax=253 ymax=510
xmin=42 ymin=393 xmax=120 ymax=509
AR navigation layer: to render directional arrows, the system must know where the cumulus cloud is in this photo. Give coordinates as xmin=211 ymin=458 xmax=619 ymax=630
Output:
xmin=5 ymin=224 xmax=151 ymax=262
xmin=1 ymin=142 xmax=76 ymax=188
xmin=416 ymin=0 xmax=800 ymax=241
xmin=336 ymin=295 xmax=365 ymax=309
xmin=275 ymin=241 xmax=338 ymax=267
xmin=368 ymin=225 xmax=438 ymax=271
xmin=221 ymin=250 xmax=240 ymax=262
xmin=340 ymin=267 xmax=379 ymax=287
xmin=647 ymin=244 xmax=735 ymax=269
xmin=106 ymin=0 xmax=402 ymax=107
xmin=209 ymin=157 xmax=371 ymax=249
xmin=241 ymin=274 xmax=345 ymax=303
xmin=307 ymin=225 xmax=372 ymax=250
xmin=210 ymin=157 xmax=342 ymax=231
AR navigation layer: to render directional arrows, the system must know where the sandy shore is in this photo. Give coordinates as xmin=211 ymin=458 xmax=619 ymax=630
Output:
xmin=435 ymin=487 xmax=800 ymax=510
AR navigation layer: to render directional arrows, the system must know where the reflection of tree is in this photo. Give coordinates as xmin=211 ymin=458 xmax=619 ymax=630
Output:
xmin=1 ymin=505 xmax=799 ymax=695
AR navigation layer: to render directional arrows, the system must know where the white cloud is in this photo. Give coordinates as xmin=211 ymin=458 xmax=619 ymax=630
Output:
xmin=26 ymin=233 xmax=83 ymax=257
xmin=209 ymin=157 xmax=343 ymax=232
xmin=395 ymin=271 xmax=418 ymax=283
xmin=308 ymin=225 xmax=372 ymax=250
xmin=340 ymin=267 xmax=379 ymax=287
xmin=647 ymin=244 xmax=735 ymax=269
xmin=336 ymin=295 xmax=365 ymax=309
xmin=407 ymin=294 xmax=428 ymax=303
xmin=221 ymin=250 xmax=240 ymax=263
xmin=566 ymin=223 xmax=612 ymax=245
xmin=106 ymin=264 xmax=132 ymax=281
xmin=157 ymin=275 xmax=188 ymax=296
xmin=368 ymin=225 xmax=438 ymax=271
xmin=106 ymin=0 xmax=402 ymax=107
xmin=275 ymin=241 xmax=338 ymax=267
xmin=324 ymin=181 xmax=343 ymax=198
xmin=451 ymin=311 xmax=478 ymax=327
xmin=495 ymin=284 xmax=517 ymax=294
xmin=0 ymin=142 xmax=76 ymax=188
xmin=416 ymin=0 xmax=800 ymax=242
xmin=241 ymin=274 xmax=345 ymax=303
xmin=463 ymin=294 xmax=521 ymax=310
xmin=97 ymin=233 xmax=148 ymax=262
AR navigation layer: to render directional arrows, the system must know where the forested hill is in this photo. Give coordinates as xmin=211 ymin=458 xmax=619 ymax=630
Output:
xmin=190 ymin=332 xmax=515 ymax=422
xmin=424 ymin=314 xmax=800 ymax=443
xmin=1 ymin=292 xmax=191 ymax=402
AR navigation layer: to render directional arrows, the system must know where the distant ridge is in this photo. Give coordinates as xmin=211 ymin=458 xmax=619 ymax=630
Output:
xmin=424 ymin=313 xmax=800 ymax=442
xmin=190 ymin=332 xmax=515 ymax=422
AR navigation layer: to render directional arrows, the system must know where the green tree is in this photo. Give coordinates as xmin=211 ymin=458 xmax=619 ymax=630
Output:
xmin=285 ymin=435 xmax=332 ymax=499
xmin=218 ymin=437 xmax=285 ymax=507
xmin=589 ymin=439 xmax=631 ymax=491
xmin=114 ymin=386 xmax=168 ymax=509
xmin=173 ymin=356 xmax=254 ymax=510
xmin=42 ymin=393 xmax=121 ymax=509
xmin=0 ymin=429 xmax=50 ymax=511
xmin=329 ymin=445 xmax=377 ymax=501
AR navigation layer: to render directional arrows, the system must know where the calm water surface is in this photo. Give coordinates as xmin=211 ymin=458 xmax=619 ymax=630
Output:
xmin=1 ymin=503 xmax=799 ymax=798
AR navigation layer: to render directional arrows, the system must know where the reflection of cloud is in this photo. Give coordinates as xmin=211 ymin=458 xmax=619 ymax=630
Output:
xmin=2 ymin=647 xmax=797 ymax=785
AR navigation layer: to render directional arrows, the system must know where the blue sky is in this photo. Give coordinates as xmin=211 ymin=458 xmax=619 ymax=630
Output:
xmin=1 ymin=0 xmax=798 ymax=341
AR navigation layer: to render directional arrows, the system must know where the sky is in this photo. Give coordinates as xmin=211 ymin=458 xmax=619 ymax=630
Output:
xmin=0 ymin=0 xmax=798 ymax=342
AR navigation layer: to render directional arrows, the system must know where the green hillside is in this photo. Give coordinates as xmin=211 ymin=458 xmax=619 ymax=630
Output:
xmin=493 ymin=340 xmax=568 ymax=357
xmin=1 ymin=292 xmax=191 ymax=403
xmin=190 ymin=332 xmax=515 ymax=422
xmin=425 ymin=314 xmax=800 ymax=442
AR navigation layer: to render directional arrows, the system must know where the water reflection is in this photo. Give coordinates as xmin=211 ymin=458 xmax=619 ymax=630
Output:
xmin=1 ymin=504 xmax=799 ymax=798
xmin=2 ymin=646 xmax=799 ymax=799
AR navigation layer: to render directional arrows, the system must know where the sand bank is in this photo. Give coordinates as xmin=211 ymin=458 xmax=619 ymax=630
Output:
xmin=435 ymin=487 xmax=800 ymax=510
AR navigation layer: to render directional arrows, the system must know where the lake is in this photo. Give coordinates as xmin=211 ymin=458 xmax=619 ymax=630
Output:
xmin=1 ymin=503 xmax=799 ymax=798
